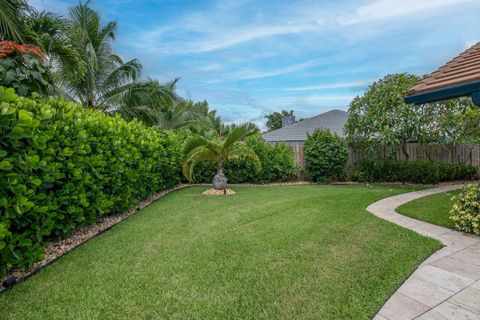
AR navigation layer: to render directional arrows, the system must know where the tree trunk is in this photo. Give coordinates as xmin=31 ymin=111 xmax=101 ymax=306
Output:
xmin=213 ymin=158 xmax=228 ymax=190
xmin=401 ymin=142 xmax=409 ymax=161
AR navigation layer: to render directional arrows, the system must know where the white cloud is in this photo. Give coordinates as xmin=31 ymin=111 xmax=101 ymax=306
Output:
xmin=222 ymin=58 xmax=323 ymax=81
xmin=284 ymin=80 xmax=371 ymax=91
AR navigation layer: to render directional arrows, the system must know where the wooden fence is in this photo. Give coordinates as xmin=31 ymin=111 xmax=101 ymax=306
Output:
xmin=279 ymin=142 xmax=480 ymax=169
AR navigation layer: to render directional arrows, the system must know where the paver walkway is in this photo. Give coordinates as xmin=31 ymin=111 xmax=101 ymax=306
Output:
xmin=367 ymin=184 xmax=480 ymax=320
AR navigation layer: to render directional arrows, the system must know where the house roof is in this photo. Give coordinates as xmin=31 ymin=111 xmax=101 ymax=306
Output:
xmin=405 ymin=42 xmax=480 ymax=105
xmin=262 ymin=109 xmax=348 ymax=142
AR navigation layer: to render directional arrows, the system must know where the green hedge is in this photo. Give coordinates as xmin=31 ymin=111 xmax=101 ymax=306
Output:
xmin=450 ymin=184 xmax=480 ymax=235
xmin=304 ymin=130 xmax=348 ymax=182
xmin=348 ymin=159 xmax=477 ymax=184
xmin=0 ymin=87 xmax=181 ymax=276
xmin=192 ymin=136 xmax=298 ymax=184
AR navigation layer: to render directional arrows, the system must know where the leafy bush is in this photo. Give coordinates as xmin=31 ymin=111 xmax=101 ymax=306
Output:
xmin=349 ymin=160 xmax=477 ymax=184
xmin=0 ymin=41 xmax=50 ymax=97
xmin=450 ymin=184 xmax=480 ymax=235
xmin=191 ymin=136 xmax=298 ymax=184
xmin=0 ymin=87 xmax=181 ymax=276
xmin=303 ymin=130 xmax=348 ymax=182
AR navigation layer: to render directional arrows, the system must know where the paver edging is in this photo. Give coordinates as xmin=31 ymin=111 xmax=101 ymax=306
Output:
xmin=366 ymin=184 xmax=480 ymax=319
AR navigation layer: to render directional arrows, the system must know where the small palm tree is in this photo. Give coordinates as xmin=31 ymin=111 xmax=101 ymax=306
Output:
xmin=183 ymin=123 xmax=260 ymax=190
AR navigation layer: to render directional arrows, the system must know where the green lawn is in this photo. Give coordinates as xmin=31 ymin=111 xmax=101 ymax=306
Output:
xmin=397 ymin=189 xmax=461 ymax=229
xmin=0 ymin=185 xmax=441 ymax=320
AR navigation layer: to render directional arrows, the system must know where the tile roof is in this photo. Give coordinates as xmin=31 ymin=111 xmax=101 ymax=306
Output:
xmin=261 ymin=109 xmax=348 ymax=142
xmin=407 ymin=42 xmax=480 ymax=96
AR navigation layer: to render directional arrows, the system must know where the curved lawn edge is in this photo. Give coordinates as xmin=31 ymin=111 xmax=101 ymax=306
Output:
xmin=396 ymin=188 xmax=462 ymax=229
xmin=0 ymin=184 xmax=192 ymax=292
xmin=367 ymin=184 xmax=480 ymax=319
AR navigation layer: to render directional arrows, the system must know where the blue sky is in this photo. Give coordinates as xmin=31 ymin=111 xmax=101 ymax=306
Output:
xmin=32 ymin=0 xmax=480 ymax=128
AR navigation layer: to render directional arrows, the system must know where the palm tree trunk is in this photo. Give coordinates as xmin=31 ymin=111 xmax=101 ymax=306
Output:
xmin=213 ymin=158 xmax=227 ymax=190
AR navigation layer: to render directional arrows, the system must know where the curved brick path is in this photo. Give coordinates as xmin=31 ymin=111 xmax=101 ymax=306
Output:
xmin=367 ymin=185 xmax=480 ymax=320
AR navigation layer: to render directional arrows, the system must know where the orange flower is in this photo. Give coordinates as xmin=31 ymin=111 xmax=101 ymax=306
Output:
xmin=0 ymin=41 xmax=45 ymax=60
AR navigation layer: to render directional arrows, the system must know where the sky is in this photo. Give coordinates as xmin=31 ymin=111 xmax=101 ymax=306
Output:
xmin=31 ymin=0 xmax=480 ymax=128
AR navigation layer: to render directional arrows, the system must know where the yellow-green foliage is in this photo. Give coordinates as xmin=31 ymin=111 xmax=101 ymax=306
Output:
xmin=0 ymin=87 xmax=181 ymax=276
xmin=450 ymin=184 xmax=480 ymax=235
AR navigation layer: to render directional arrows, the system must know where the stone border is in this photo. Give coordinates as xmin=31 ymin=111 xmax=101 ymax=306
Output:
xmin=367 ymin=185 xmax=480 ymax=319
xmin=0 ymin=184 xmax=191 ymax=292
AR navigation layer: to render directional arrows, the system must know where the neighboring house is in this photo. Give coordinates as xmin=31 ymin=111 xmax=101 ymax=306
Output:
xmin=261 ymin=109 xmax=348 ymax=167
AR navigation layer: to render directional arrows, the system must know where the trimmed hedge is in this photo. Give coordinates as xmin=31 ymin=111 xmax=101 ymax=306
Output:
xmin=450 ymin=184 xmax=480 ymax=235
xmin=348 ymin=159 xmax=477 ymax=184
xmin=0 ymin=87 xmax=181 ymax=276
xmin=304 ymin=130 xmax=348 ymax=182
xmin=192 ymin=136 xmax=298 ymax=184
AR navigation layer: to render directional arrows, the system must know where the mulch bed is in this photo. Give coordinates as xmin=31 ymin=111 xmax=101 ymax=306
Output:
xmin=202 ymin=188 xmax=236 ymax=195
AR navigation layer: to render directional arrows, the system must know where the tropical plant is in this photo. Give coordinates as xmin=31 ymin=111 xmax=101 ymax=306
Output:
xmin=182 ymin=123 xmax=260 ymax=190
xmin=190 ymin=135 xmax=298 ymax=184
xmin=0 ymin=0 xmax=31 ymax=42
xmin=52 ymin=3 xmax=176 ymax=125
xmin=0 ymin=40 xmax=50 ymax=96
xmin=345 ymin=73 xmax=425 ymax=159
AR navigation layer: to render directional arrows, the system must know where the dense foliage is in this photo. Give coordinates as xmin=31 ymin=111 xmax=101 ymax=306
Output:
xmin=183 ymin=123 xmax=260 ymax=189
xmin=450 ymin=184 xmax=480 ymax=235
xmin=304 ymin=130 xmax=348 ymax=182
xmin=348 ymin=160 xmax=477 ymax=184
xmin=191 ymin=136 xmax=299 ymax=184
xmin=0 ymin=41 xmax=50 ymax=96
xmin=346 ymin=73 xmax=479 ymax=160
xmin=0 ymin=87 xmax=181 ymax=276
xmin=264 ymin=109 xmax=295 ymax=131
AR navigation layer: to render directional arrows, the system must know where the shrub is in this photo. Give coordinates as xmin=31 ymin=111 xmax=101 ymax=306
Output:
xmin=0 ymin=87 xmax=181 ymax=276
xmin=304 ymin=130 xmax=348 ymax=182
xmin=349 ymin=160 xmax=477 ymax=184
xmin=191 ymin=136 xmax=298 ymax=184
xmin=450 ymin=184 xmax=480 ymax=235
xmin=0 ymin=41 xmax=50 ymax=97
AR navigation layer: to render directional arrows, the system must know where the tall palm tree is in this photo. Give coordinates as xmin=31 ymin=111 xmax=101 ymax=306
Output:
xmin=0 ymin=0 xmax=31 ymax=42
xmin=183 ymin=123 xmax=260 ymax=190
xmin=55 ymin=3 xmax=175 ymax=124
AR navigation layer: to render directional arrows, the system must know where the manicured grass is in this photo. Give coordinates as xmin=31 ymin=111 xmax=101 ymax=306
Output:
xmin=0 ymin=185 xmax=441 ymax=320
xmin=397 ymin=189 xmax=461 ymax=229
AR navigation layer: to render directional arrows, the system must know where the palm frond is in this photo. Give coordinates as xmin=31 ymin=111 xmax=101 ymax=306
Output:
xmin=0 ymin=0 xmax=30 ymax=41
xmin=182 ymin=148 xmax=217 ymax=182
xmin=183 ymin=135 xmax=221 ymax=159
xmin=223 ymin=122 xmax=259 ymax=150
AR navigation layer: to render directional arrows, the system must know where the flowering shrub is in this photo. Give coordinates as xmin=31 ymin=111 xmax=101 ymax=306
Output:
xmin=0 ymin=41 xmax=45 ymax=60
xmin=450 ymin=184 xmax=480 ymax=235
xmin=0 ymin=87 xmax=182 ymax=276
xmin=0 ymin=41 xmax=50 ymax=96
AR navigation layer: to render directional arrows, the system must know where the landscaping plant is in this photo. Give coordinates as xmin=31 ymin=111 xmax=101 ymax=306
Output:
xmin=182 ymin=123 xmax=260 ymax=190
xmin=304 ymin=129 xmax=348 ymax=182
xmin=349 ymin=159 xmax=477 ymax=184
xmin=0 ymin=41 xmax=50 ymax=96
xmin=191 ymin=135 xmax=299 ymax=184
xmin=0 ymin=87 xmax=181 ymax=276
xmin=450 ymin=184 xmax=480 ymax=235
